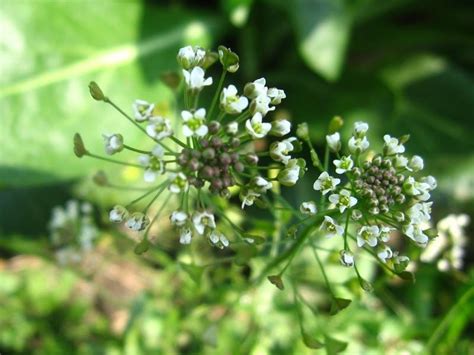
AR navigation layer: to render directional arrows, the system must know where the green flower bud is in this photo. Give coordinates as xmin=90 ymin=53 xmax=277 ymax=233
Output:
xmin=218 ymin=45 xmax=239 ymax=73
xmin=267 ymin=275 xmax=284 ymax=290
xmin=328 ymin=115 xmax=343 ymax=134
xmin=296 ymin=122 xmax=309 ymax=140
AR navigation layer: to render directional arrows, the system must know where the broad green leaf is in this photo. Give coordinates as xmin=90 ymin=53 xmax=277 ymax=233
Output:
xmin=289 ymin=0 xmax=352 ymax=81
xmin=0 ymin=1 xmax=220 ymax=187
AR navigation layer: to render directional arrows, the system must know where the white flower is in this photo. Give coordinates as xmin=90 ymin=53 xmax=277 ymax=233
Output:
xmin=407 ymin=202 xmax=433 ymax=224
xmin=313 ymin=171 xmax=341 ymax=195
xmin=170 ymin=211 xmax=188 ymax=227
xmin=193 ymin=211 xmax=216 ymax=235
xmin=102 ymin=133 xmax=124 ymax=155
xmin=132 ymin=99 xmax=154 ymax=122
xmin=383 ymin=134 xmax=405 ymax=155
xmin=226 ymin=121 xmax=238 ymax=135
xmin=339 ymin=250 xmax=354 ymax=267
xmin=251 ymin=94 xmax=275 ymax=116
xmin=333 ymin=155 xmax=353 ymax=174
xmin=380 ymin=226 xmax=395 ymax=242
xmin=320 ymin=216 xmax=344 ymax=238
xmin=179 ymin=228 xmax=192 ymax=244
xmin=181 ymin=109 xmax=208 ymax=137
xmin=421 ymin=175 xmax=437 ymax=190
xmin=146 ymin=116 xmax=173 ymax=141
xmin=403 ymin=223 xmax=429 ymax=247
xmin=252 ymin=176 xmax=273 ymax=193
xmin=182 ymin=67 xmax=213 ymax=91
xmin=245 ymin=112 xmax=271 ymax=139
xmin=270 ymin=137 xmax=296 ymax=165
xmin=300 ymin=201 xmax=317 ymax=215
xmin=377 ymin=245 xmax=393 ymax=263
xmin=220 ymin=85 xmax=249 ymax=114
xmin=270 ymin=119 xmax=291 ymax=137
xmin=394 ymin=155 xmax=409 ymax=170
xmin=244 ymin=78 xmax=267 ymax=99
xmin=109 ymin=205 xmax=128 ymax=223
xmin=277 ymin=159 xmax=301 ymax=186
xmin=209 ymin=231 xmax=229 ymax=249
xmin=240 ymin=189 xmax=261 ymax=209
xmin=126 ymin=212 xmax=150 ymax=231
xmin=403 ymin=176 xmax=431 ymax=201
xmin=348 ymin=136 xmax=369 ymax=154
xmin=267 ymin=87 xmax=286 ymax=105
xmin=409 ymin=155 xmax=424 ymax=171
xmin=168 ymin=172 xmax=188 ymax=193
xmin=326 ymin=132 xmax=341 ymax=152
xmin=329 ymin=189 xmax=357 ymax=213
xmin=357 ymin=225 xmax=380 ymax=247
xmin=138 ymin=145 xmax=165 ymax=183
xmin=354 ymin=121 xmax=369 ymax=136
xmin=177 ymin=45 xmax=206 ymax=69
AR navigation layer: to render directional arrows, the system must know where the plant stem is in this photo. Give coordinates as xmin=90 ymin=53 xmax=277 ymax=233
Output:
xmin=208 ymin=70 xmax=227 ymax=119
xmin=87 ymin=153 xmax=142 ymax=168
xmin=123 ymin=144 xmax=150 ymax=154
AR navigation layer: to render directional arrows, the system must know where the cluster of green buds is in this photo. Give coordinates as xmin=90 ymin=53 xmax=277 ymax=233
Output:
xmin=74 ymin=45 xmax=305 ymax=251
xmin=48 ymin=200 xmax=97 ymax=264
xmin=302 ymin=120 xmax=437 ymax=272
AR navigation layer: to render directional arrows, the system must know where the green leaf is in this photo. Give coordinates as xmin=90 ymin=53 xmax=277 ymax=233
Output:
xmin=133 ymin=239 xmax=150 ymax=255
xmin=329 ymin=297 xmax=352 ymax=315
xmin=324 ymin=335 xmax=348 ymax=354
xmin=301 ymin=331 xmax=324 ymax=349
xmin=0 ymin=1 xmax=220 ymax=187
xmin=289 ymin=0 xmax=352 ymax=81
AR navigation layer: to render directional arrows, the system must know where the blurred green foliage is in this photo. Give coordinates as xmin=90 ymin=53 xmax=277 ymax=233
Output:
xmin=1 ymin=0 xmax=473 ymax=353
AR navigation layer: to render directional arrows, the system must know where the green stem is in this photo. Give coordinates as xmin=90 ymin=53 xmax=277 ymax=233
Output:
xmin=143 ymin=183 xmax=169 ymax=213
xmin=343 ymin=211 xmax=350 ymax=250
xmin=311 ymin=240 xmax=336 ymax=298
xmin=87 ymin=153 xmax=142 ymax=168
xmin=170 ymin=136 xmax=188 ymax=148
xmin=126 ymin=182 xmax=167 ymax=208
xmin=144 ymin=193 xmax=172 ymax=238
xmin=123 ymin=144 xmax=150 ymax=154
xmin=208 ymin=70 xmax=227 ymax=119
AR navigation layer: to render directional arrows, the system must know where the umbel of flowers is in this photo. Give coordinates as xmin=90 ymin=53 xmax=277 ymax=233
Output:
xmin=74 ymin=45 xmax=305 ymax=251
xmin=301 ymin=120 xmax=437 ymax=272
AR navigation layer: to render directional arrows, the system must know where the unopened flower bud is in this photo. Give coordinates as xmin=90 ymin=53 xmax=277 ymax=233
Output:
xmin=296 ymin=122 xmax=309 ymax=140
xmin=109 ymin=205 xmax=129 ymax=223
xmin=328 ymin=116 xmax=343 ymax=134
xmin=226 ymin=121 xmax=238 ymax=135
xmin=211 ymin=137 xmax=223 ymax=148
xmin=339 ymin=250 xmax=354 ymax=267
xmin=351 ymin=209 xmax=363 ymax=221
xmin=218 ymin=45 xmax=240 ymax=73
xmin=369 ymin=207 xmax=380 ymax=215
xmin=202 ymin=147 xmax=216 ymax=160
xmin=207 ymin=121 xmax=221 ymax=134
xmin=409 ymin=155 xmax=424 ymax=172
xmin=326 ymin=132 xmax=341 ymax=152
xmin=233 ymin=162 xmax=245 ymax=173
xmin=246 ymin=153 xmax=259 ymax=165
xmin=230 ymin=138 xmax=240 ymax=148
xmin=220 ymin=153 xmax=232 ymax=166
xmin=188 ymin=158 xmax=200 ymax=171
xmin=270 ymin=119 xmax=291 ymax=137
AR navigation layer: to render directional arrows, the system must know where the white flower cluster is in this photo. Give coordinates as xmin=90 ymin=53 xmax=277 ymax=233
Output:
xmin=421 ymin=214 xmax=470 ymax=271
xmin=82 ymin=45 xmax=302 ymax=250
xmin=311 ymin=121 xmax=437 ymax=269
xmin=49 ymin=200 xmax=97 ymax=265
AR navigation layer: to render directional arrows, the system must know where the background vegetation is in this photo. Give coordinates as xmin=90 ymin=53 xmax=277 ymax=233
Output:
xmin=1 ymin=0 xmax=473 ymax=353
